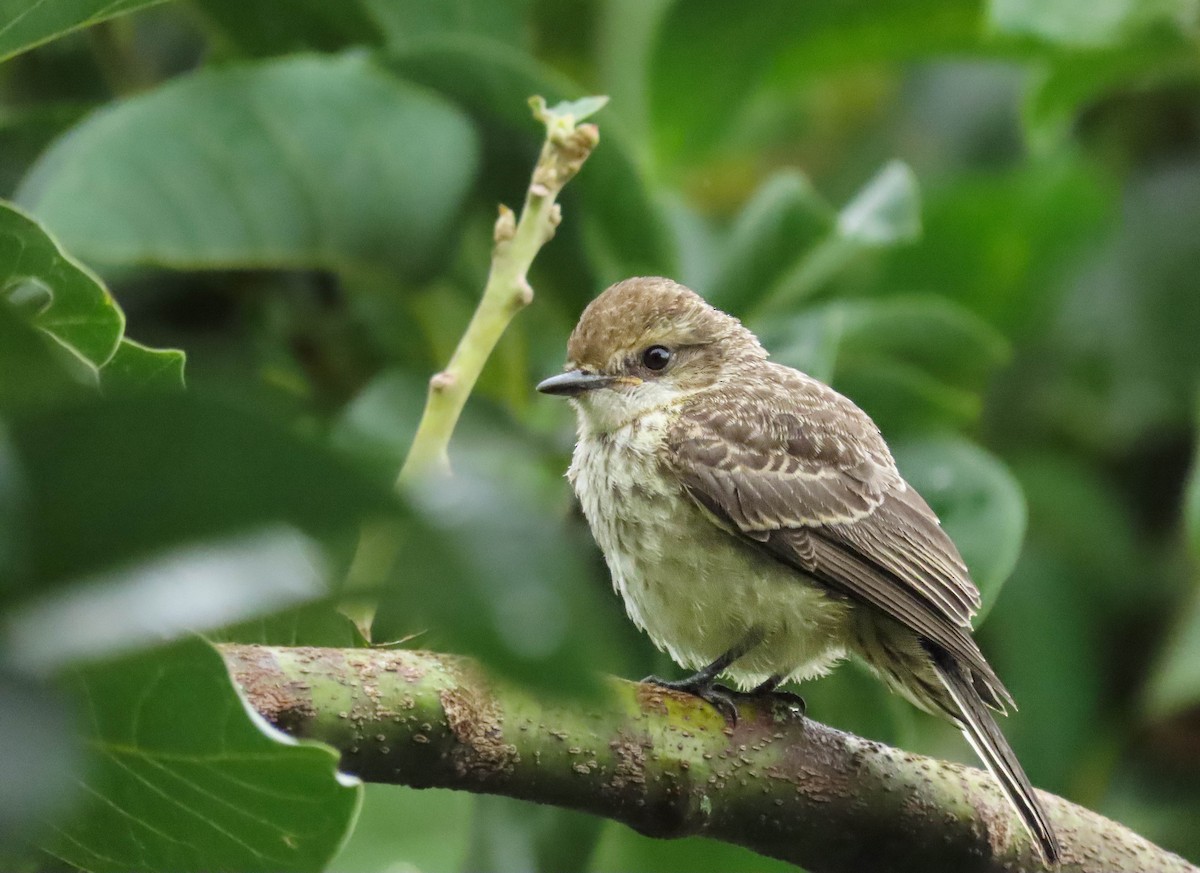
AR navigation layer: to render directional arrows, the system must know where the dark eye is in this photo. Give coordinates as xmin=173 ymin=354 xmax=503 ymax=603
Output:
xmin=641 ymin=345 xmax=671 ymax=371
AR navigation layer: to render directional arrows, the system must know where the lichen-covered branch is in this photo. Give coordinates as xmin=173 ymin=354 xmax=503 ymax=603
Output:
xmin=222 ymin=644 xmax=1195 ymax=873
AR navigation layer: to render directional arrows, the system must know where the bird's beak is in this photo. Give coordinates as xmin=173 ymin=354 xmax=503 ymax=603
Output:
xmin=536 ymin=369 xmax=617 ymax=397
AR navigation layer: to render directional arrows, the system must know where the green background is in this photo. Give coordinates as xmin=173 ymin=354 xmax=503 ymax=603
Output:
xmin=2 ymin=0 xmax=1199 ymax=870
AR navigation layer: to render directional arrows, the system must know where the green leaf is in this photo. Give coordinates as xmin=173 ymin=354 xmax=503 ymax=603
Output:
xmin=330 ymin=368 xmax=429 ymax=476
xmin=979 ymin=544 xmax=1101 ymax=791
xmin=703 ymin=169 xmax=834 ymax=314
xmin=209 ymin=601 xmax=365 ymax=648
xmin=1144 ymin=588 xmax=1200 ymax=720
xmin=6 ymin=394 xmax=396 ymax=591
xmin=649 ymin=0 xmax=986 ymax=163
xmin=875 ymin=159 xmax=1112 ymax=334
xmin=463 ymin=795 xmax=603 ymax=873
xmin=193 ymin=0 xmax=530 ymax=58
xmin=191 ymin=0 xmax=384 ymax=57
xmin=100 ymin=339 xmax=186 ymax=394
xmin=363 ymin=0 xmax=530 ymax=49
xmin=17 ymin=54 xmax=480 ymax=282
xmin=592 ymin=822 xmax=799 ymax=873
xmin=373 ymin=450 xmax=622 ymax=698
xmin=0 ymin=669 xmax=80 ymax=853
xmin=0 ymin=0 xmax=168 ymax=62
xmin=330 ymin=785 xmax=469 ymax=872
xmin=0 ymin=424 xmax=21 ymax=585
xmin=538 ymin=94 xmax=609 ymax=124
xmin=752 ymin=161 xmax=923 ymax=316
xmin=988 ymin=0 xmax=1197 ymax=48
xmin=1187 ymin=413 xmax=1200 ymax=558
xmin=759 ymin=295 xmax=1009 ymax=433
xmin=893 ymin=436 xmax=1027 ymax=621
xmin=0 ymin=200 xmax=122 ymax=369
xmin=1022 ymin=34 xmax=1200 ymax=150
xmin=837 ymin=160 xmax=922 ymax=247
xmin=1013 ymin=452 xmax=1148 ymax=606
xmin=6 ymin=529 xmax=331 ymax=671
xmin=0 ymin=298 xmax=95 ymax=409
xmin=43 ymin=637 xmax=360 ymax=873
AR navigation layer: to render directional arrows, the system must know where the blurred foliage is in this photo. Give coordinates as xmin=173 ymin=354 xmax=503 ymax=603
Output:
xmin=1 ymin=0 xmax=1199 ymax=871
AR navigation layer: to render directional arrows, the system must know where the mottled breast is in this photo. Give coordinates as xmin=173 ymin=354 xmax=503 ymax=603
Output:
xmin=568 ymin=408 xmax=851 ymax=688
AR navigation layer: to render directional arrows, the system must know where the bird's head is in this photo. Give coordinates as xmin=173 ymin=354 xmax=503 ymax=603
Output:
xmin=537 ymin=277 xmax=766 ymax=433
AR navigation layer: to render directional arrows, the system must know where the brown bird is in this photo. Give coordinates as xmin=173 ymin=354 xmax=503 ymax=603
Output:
xmin=537 ymin=276 xmax=1060 ymax=864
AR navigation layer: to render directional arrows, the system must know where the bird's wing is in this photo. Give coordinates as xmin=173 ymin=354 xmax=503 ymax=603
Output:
xmin=666 ymin=365 xmax=1006 ymax=699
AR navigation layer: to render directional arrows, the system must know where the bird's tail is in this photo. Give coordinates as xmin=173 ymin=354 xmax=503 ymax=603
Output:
xmin=932 ymin=653 xmax=1061 ymax=866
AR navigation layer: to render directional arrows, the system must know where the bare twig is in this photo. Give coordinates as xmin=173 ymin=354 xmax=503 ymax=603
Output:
xmin=398 ymin=96 xmax=605 ymax=482
xmin=342 ymin=97 xmax=604 ymax=637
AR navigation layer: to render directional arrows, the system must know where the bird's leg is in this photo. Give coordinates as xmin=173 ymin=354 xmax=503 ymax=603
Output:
xmin=643 ymin=633 xmax=761 ymax=725
xmin=750 ymin=674 xmax=806 ymax=716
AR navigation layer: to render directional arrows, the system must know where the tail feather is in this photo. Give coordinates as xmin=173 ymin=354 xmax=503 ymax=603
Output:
xmin=933 ymin=654 xmax=1061 ymax=866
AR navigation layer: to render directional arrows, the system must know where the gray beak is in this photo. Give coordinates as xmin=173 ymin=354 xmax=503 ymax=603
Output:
xmin=536 ymin=370 xmax=616 ymax=397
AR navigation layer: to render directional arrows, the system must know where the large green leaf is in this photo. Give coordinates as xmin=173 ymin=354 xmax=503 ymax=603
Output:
xmin=99 ymin=339 xmax=186 ymax=393
xmin=0 ymin=201 xmax=122 ymax=370
xmin=192 ymin=0 xmax=528 ymax=58
xmin=1144 ymin=589 xmax=1200 ymax=721
xmin=0 ymin=669 xmax=79 ymax=858
xmin=977 ymin=544 xmax=1101 ymax=792
xmin=364 ymin=0 xmax=530 ymax=49
xmin=1023 ymin=35 xmax=1200 ymax=149
xmin=191 ymin=0 xmax=384 ymax=57
xmin=745 ymin=161 xmax=922 ymax=318
xmin=43 ymin=637 xmax=360 ymax=873
xmin=989 ymin=0 xmax=1197 ymax=48
xmin=330 ymin=785 xmax=469 ymax=872
xmin=1149 ymin=416 xmax=1200 ymax=718
xmin=6 ymin=528 xmax=332 ymax=671
xmin=592 ymin=821 xmax=798 ymax=873
xmin=649 ymin=0 xmax=988 ymax=163
xmin=703 ymin=169 xmax=834 ymax=314
xmin=5 ymin=394 xmax=396 ymax=591
xmin=0 ymin=0 xmax=168 ymax=63
xmin=17 ymin=53 xmax=480 ymax=282
xmin=759 ymin=295 xmax=1009 ymax=435
xmin=893 ymin=436 xmax=1027 ymax=620
xmin=373 ymin=449 xmax=623 ymax=699
xmin=0 ymin=297 xmax=95 ymax=409
xmin=0 ymin=424 xmax=20 ymax=584
xmin=330 ymin=368 xmax=430 ymax=476
xmin=875 ymin=159 xmax=1111 ymax=334
xmin=462 ymin=795 xmax=603 ymax=873
xmin=208 ymin=601 xmax=364 ymax=649
xmin=1187 ymin=412 xmax=1200 ymax=559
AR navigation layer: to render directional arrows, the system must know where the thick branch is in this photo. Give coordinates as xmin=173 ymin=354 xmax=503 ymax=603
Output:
xmin=222 ymin=644 xmax=1195 ymax=873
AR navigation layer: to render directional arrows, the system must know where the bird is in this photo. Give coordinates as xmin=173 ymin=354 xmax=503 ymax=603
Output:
xmin=536 ymin=276 xmax=1060 ymax=865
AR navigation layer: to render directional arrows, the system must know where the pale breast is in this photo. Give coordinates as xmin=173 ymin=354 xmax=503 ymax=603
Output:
xmin=568 ymin=411 xmax=851 ymax=690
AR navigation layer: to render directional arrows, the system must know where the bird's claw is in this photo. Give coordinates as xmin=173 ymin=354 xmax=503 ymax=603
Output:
xmin=766 ymin=689 xmax=806 ymax=718
xmin=642 ymin=675 xmax=742 ymax=725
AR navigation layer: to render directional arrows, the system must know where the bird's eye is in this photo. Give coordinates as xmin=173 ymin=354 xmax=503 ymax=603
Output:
xmin=641 ymin=345 xmax=672 ymax=371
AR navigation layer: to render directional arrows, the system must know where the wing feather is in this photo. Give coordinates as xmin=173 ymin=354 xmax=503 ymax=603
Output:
xmin=667 ymin=363 xmax=1008 ymax=703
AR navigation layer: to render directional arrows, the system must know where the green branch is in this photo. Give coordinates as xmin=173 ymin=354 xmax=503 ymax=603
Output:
xmin=222 ymin=644 xmax=1197 ymax=873
xmin=343 ymin=96 xmax=604 ymax=637
xmin=398 ymin=96 xmax=605 ymax=483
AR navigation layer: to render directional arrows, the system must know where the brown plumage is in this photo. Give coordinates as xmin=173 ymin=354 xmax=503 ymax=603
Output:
xmin=539 ymin=276 xmax=1060 ymax=864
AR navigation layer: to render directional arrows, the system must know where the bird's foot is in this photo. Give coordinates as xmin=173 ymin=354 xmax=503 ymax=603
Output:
xmin=642 ymin=674 xmax=742 ymax=725
xmin=767 ymin=690 xmax=807 ymax=718
xmin=749 ymin=676 xmax=806 ymax=718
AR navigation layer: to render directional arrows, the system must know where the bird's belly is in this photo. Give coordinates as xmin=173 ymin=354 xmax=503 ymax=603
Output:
xmin=572 ymin=429 xmax=851 ymax=690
